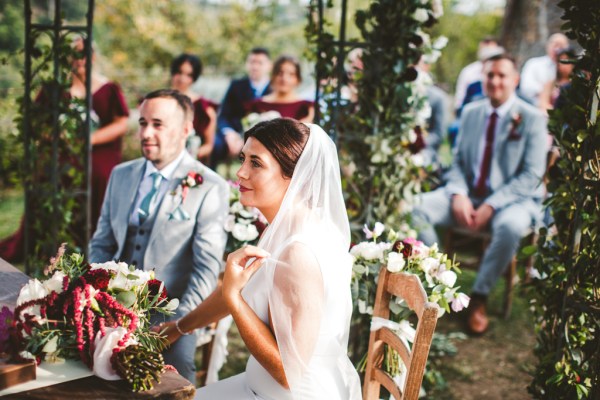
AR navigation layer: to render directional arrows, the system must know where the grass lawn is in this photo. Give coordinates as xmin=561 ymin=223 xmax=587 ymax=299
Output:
xmin=0 ymin=188 xmax=23 ymax=240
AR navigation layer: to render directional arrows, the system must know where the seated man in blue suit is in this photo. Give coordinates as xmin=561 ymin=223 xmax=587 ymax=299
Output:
xmin=89 ymin=89 xmax=229 ymax=382
xmin=211 ymin=47 xmax=272 ymax=166
xmin=413 ymin=54 xmax=547 ymax=334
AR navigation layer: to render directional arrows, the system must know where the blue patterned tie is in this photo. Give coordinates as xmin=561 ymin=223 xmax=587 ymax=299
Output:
xmin=138 ymin=172 xmax=162 ymax=224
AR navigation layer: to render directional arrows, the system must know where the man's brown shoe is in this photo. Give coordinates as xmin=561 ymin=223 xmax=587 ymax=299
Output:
xmin=467 ymin=299 xmax=489 ymax=334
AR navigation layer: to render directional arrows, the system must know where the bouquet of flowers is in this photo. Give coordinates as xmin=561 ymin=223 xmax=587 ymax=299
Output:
xmin=350 ymin=223 xmax=469 ymax=384
xmin=10 ymin=245 xmax=179 ymax=391
xmin=224 ymin=181 xmax=267 ymax=254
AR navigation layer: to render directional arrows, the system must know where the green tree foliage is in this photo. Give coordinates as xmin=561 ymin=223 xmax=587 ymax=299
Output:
xmin=429 ymin=0 xmax=502 ymax=92
xmin=529 ymin=1 xmax=600 ymax=398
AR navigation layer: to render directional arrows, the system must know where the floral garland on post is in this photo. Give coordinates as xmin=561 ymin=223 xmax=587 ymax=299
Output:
xmin=6 ymin=245 xmax=179 ymax=392
xmin=306 ymin=0 xmax=447 ymax=239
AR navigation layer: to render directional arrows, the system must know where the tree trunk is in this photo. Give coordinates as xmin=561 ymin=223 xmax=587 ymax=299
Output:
xmin=501 ymin=0 xmax=565 ymax=67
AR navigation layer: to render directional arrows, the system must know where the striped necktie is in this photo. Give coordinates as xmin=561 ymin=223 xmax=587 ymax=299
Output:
xmin=138 ymin=172 xmax=162 ymax=224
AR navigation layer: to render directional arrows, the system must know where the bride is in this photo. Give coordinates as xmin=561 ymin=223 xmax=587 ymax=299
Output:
xmin=159 ymin=118 xmax=361 ymax=399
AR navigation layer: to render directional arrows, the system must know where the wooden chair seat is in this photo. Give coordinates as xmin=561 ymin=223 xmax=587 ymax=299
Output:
xmin=363 ymin=268 xmax=439 ymax=400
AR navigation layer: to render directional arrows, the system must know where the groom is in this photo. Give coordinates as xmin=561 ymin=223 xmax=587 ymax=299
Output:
xmin=89 ymin=89 xmax=229 ymax=382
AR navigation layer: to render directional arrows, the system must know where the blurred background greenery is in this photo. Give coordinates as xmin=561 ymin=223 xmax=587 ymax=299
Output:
xmin=0 ymin=0 xmax=503 ymax=187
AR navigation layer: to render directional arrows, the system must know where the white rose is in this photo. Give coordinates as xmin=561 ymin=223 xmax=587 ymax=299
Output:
xmin=421 ymin=257 xmax=440 ymax=275
xmin=232 ymin=223 xmax=259 ymax=242
xmin=238 ymin=209 xmax=255 ymax=219
xmin=438 ymin=270 xmax=457 ymax=287
xmin=360 ymin=243 xmax=384 ymax=261
xmin=17 ymin=279 xmax=48 ymax=306
xmin=230 ymin=201 xmax=243 ymax=214
xmin=413 ymin=8 xmax=429 ymax=22
xmin=43 ymin=271 xmax=66 ymax=294
xmin=224 ymin=214 xmax=236 ymax=232
xmin=386 ymin=252 xmax=406 ymax=273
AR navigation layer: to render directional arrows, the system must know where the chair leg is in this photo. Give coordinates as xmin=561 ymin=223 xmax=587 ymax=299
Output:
xmin=503 ymin=257 xmax=517 ymax=319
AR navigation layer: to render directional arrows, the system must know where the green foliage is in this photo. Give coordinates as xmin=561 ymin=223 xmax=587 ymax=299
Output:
xmin=529 ymin=1 xmax=600 ymax=398
xmin=428 ymin=0 xmax=502 ymax=91
xmin=94 ymin=0 xmax=307 ymax=101
xmin=20 ymin=26 xmax=90 ymax=273
xmin=307 ymin=0 xmax=440 ymax=238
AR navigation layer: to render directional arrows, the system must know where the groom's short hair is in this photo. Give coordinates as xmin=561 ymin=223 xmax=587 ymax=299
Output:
xmin=143 ymin=89 xmax=194 ymax=122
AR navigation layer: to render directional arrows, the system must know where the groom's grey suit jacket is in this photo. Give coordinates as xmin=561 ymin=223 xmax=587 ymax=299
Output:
xmin=89 ymin=152 xmax=229 ymax=315
xmin=445 ymin=97 xmax=547 ymax=210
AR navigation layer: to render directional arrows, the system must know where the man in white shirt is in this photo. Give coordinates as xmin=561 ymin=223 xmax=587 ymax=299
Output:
xmin=90 ymin=89 xmax=229 ymax=382
xmin=519 ymin=33 xmax=569 ymax=105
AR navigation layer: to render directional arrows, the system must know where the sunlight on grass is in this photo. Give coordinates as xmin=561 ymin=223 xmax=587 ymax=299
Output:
xmin=0 ymin=188 xmax=23 ymax=240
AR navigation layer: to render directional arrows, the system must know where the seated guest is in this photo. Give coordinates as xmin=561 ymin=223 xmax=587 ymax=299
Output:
xmin=170 ymin=53 xmax=217 ymax=165
xmin=244 ymin=55 xmax=314 ymax=123
xmin=412 ymin=54 xmax=548 ymax=334
xmin=519 ymin=33 xmax=569 ymax=105
xmin=538 ymin=47 xmax=576 ymax=115
xmin=89 ymin=89 xmax=229 ymax=382
xmin=212 ymin=47 xmax=272 ymax=165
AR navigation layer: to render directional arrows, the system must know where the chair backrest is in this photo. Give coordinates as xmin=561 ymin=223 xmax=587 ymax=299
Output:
xmin=363 ymin=268 xmax=439 ymax=400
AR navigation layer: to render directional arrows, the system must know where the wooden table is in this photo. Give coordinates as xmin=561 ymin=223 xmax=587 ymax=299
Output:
xmin=0 ymin=371 xmax=195 ymax=399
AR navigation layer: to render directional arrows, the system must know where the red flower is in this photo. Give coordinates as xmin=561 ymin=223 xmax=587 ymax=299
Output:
xmin=187 ymin=171 xmax=203 ymax=186
xmin=408 ymin=126 xmax=426 ymax=154
xmin=82 ymin=269 xmax=111 ymax=291
xmin=254 ymin=219 xmax=267 ymax=236
xmin=392 ymin=240 xmax=413 ymax=258
xmin=147 ymin=279 xmax=168 ymax=303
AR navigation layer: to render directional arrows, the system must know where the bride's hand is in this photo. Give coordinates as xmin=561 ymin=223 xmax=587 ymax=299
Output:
xmin=222 ymin=245 xmax=270 ymax=312
xmin=151 ymin=321 xmax=180 ymax=345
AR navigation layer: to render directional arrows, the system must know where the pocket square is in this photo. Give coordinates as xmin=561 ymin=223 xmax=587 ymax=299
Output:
xmin=507 ymin=130 xmax=522 ymax=140
xmin=168 ymin=205 xmax=190 ymax=221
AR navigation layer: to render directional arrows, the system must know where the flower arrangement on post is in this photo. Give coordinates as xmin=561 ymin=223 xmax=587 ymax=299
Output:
xmin=350 ymin=223 xmax=469 ymax=384
xmin=224 ymin=181 xmax=268 ymax=254
xmin=10 ymin=245 xmax=179 ymax=392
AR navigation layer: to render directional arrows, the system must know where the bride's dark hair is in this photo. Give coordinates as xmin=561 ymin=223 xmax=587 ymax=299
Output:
xmin=244 ymin=118 xmax=310 ymax=178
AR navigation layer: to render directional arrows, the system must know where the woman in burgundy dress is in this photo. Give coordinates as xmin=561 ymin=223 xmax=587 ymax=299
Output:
xmin=0 ymin=38 xmax=128 ymax=261
xmin=245 ymin=55 xmax=314 ymax=122
xmin=70 ymin=37 xmax=129 ymax=230
xmin=170 ymin=53 xmax=217 ymax=165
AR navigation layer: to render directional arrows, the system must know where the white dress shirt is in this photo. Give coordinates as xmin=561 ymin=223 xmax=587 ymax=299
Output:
xmin=129 ymin=151 xmax=186 ymax=225
xmin=519 ymin=55 xmax=556 ymax=103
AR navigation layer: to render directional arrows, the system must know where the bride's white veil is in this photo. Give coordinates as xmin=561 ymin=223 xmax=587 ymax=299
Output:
xmin=257 ymin=121 xmax=361 ymax=399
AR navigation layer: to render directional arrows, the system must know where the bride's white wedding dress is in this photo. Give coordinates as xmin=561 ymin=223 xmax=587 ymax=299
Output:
xmin=195 ymin=123 xmax=361 ymax=399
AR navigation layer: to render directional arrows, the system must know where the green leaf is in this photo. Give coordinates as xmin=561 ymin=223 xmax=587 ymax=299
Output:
xmin=116 ymin=291 xmax=136 ymax=308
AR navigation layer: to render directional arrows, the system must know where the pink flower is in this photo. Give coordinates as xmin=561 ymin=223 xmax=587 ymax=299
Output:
xmin=451 ymin=293 xmax=470 ymax=312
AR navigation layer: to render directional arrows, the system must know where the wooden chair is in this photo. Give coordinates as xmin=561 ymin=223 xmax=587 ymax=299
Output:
xmin=363 ymin=268 xmax=439 ymax=400
xmin=444 ymin=225 xmax=536 ymax=319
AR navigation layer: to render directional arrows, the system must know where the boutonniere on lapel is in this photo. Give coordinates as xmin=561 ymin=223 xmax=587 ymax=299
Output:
xmin=507 ymin=112 xmax=522 ymax=140
xmin=168 ymin=171 xmax=204 ymax=221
